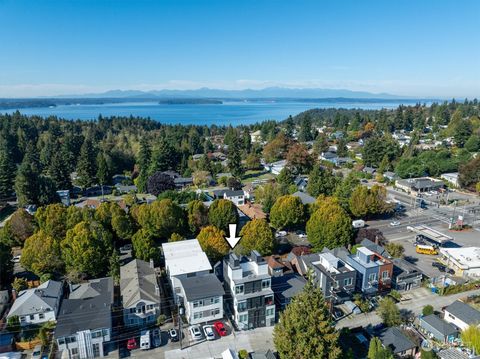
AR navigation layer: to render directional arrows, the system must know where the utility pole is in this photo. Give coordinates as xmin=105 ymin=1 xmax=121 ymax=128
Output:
xmin=178 ymin=304 xmax=184 ymax=350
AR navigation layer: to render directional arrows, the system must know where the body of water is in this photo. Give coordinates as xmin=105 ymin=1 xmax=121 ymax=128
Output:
xmin=3 ymin=100 xmax=426 ymax=126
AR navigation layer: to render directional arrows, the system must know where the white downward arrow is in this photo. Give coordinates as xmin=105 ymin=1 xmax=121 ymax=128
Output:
xmin=225 ymin=223 xmax=241 ymax=249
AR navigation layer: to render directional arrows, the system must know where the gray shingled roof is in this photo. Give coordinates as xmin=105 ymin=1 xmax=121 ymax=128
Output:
xmin=7 ymin=280 xmax=62 ymax=318
xmin=272 ymin=274 xmax=306 ymax=301
xmin=292 ymin=191 xmax=316 ymax=205
xmin=378 ymin=327 xmax=416 ymax=354
xmin=179 ymin=274 xmax=224 ymax=301
xmin=55 ymin=277 xmax=113 ymax=338
xmin=421 ymin=314 xmax=458 ymax=336
xmin=120 ymin=259 xmax=159 ymax=308
xmin=445 ymin=301 xmax=480 ymax=325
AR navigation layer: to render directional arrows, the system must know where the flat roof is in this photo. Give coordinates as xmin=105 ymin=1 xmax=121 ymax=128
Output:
xmin=162 ymin=239 xmax=212 ymax=276
xmin=440 ymin=247 xmax=480 ymax=269
xmin=407 ymin=225 xmax=453 ymax=243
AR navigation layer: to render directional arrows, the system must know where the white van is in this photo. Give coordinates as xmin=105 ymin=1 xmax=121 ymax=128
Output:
xmin=352 ymin=220 xmax=365 ymax=229
xmin=140 ymin=330 xmax=151 ymax=350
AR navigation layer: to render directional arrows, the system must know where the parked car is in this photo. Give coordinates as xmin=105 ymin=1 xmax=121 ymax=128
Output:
xmin=120 ymin=244 xmax=132 ymax=253
xmin=140 ymin=330 xmax=151 ymax=350
xmin=127 ymin=338 xmax=137 ymax=350
xmin=203 ymin=325 xmax=215 ymax=341
xmin=214 ymin=321 xmax=227 ymax=336
xmin=31 ymin=345 xmax=42 ymax=359
xmin=332 ymin=308 xmax=345 ymax=320
xmin=432 ymin=262 xmax=446 ymax=271
xmin=275 ymin=230 xmax=287 ymax=238
xmin=390 ymin=221 xmax=401 ymax=227
xmin=169 ymin=328 xmax=179 ymax=342
xmin=447 ymin=268 xmax=455 ymax=275
xmin=152 ymin=329 xmax=161 ymax=347
xmin=352 ymin=219 xmax=365 ymax=229
xmin=189 ymin=325 xmax=203 ymax=341
xmin=12 ymin=255 xmax=21 ymax=263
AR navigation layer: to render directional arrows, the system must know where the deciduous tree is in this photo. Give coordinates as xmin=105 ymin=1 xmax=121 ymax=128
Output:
xmin=238 ymin=219 xmax=274 ymax=255
xmin=131 ymin=228 xmax=160 ymax=262
xmin=186 ymin=200 xmax=209 ymax=234
xmin=270 ymin=195 xmax=305 ymax=230
xmin=197 ymin=225 xmax=229 ymax=262
xmin=378 ymin=297 xmax=401 ymax=327
xmin=146 ymin=171 xmax=176 ymax=196
xmin=21 ymin=230 xmax=63 ymax=276
xmin=208 ymin=199 xmax=238 ymax=232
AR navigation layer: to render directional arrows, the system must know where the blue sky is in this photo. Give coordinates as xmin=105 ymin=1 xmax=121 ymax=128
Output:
xmin=0 ymin=0 xmax=479 ymax=98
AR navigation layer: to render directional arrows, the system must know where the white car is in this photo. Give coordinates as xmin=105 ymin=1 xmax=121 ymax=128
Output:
xmin=390 ymin=221 xmax=401 ymax=227
xmin=189 ymin=325 xmax=203 ymax=341
xmin=275 ymin=231 xmax=287 ymax=238
xmin=12 ymin=255 xmax=21 ymax=263
xmin=203 ymin=325 xmax=215 ymax=341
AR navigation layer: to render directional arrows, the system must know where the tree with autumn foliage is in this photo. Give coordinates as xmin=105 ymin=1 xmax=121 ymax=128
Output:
xmin=197 ymin=225 xmax=229 ymax=262
xmin=238 ymin=219 xmax=274 ymax=255
xmin=262 ymin=132 xmax=290 ymax=163
xmin=286 ymin=143 xmax=314 ymax=174
xmin=186 ymin=200 xmax=209 ymax=234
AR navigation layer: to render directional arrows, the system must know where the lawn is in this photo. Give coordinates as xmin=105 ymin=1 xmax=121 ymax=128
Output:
xmin=242 ymin=170 xmax=275 ymax=183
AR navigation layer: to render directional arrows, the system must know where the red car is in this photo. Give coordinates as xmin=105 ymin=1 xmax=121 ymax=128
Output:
xmin=127 ymin=338 xmax=137 ymax=350
xmin=214 ymin=321 xmax=227 ymax=336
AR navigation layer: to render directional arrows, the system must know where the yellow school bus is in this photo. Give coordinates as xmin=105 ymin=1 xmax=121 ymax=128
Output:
xmin=416 ymin=244 xmax=438 ymax=255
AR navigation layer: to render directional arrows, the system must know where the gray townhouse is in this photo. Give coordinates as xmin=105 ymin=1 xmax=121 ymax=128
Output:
xmin=223 ymin=251 xmax=276 ymax=330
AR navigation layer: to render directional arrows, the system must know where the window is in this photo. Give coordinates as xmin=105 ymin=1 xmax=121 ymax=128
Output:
xmin=235 ymin=284 xmax=244 ymax=294
xmin=368 ymin=273 xmax=377 ymax=283
xmin=93 ymin=343 xmax=100 ymax=358
xmin=211 ymin=308 xmax=220 ymax=316
xmin=193 ymin=300 xmax=204 ymax=308
xmin=262 ymin=279 xmax=271 ymax=289
xmin=91 ymin=330 xmax=102 ymax=338
xmin=30 ymin=314 xmax=35 ymax=320
xmin=237 ymin=301 xmax=247 ymax=312
xmin=264 ymin=295 xmax=274 ymax=306
xmin=344 ymin=278 xmax=353 ymax=286
xmin=129 ymin=308 xmax=135 ymax=313
xmin=266 ymin=308 xmax=275 ymax=317
xmin=20 ymin=316 xmax=26 ymax=323
xmin=193 ymin=312 xmax=203 ymax=320
xmin=103 ymin=329 xmax=109 ymax=336
xmin=187 ymin=272 xmax=196 ymax=277
xmin=58 ymin=338 xmax=65 ymax=345
xmin=382 ymin=271 xmax=389 ymax=279
xmin=39 ymin=313 xmax=45 ymax=319
xmin=70 ymin=348 xmax=79 ymax=357
xmin=239 ymin=314 xmax=248 ymax=323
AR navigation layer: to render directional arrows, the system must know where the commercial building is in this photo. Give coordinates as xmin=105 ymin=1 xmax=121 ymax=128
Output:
xmin=396 ymin=177 xmax=445 ymax=195
xmin=223 ymin=251 xmax=276 ymax=330
xmin=439 ymin=247 xmax=480 ymax=278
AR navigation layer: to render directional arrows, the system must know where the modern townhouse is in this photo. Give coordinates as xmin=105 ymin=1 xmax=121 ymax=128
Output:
xmin=391 ymin=258 xmax=423 ymax=291
xmin=223 ymin=251 xmax=275 ymax=330
xmin=162 ymin=239 xmax=213 ymax=304
xmin=177 ymin=273 xmax=224 ymax=325
xmin=7 ymin=280 xmax=63 ymax=327
xmin=55 ymin=277 xmax=114 ymax=359
xmin=337 ymin=246 xmax=393 ymax=295
xmin=120 ymin=259 xmax=161 ymax=327
xmin=297 ymin=251 xmax=356 ymax=303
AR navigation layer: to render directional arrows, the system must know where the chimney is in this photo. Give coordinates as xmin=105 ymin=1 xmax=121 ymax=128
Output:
xmin=149 ymin=258 xmax=154 ymax=269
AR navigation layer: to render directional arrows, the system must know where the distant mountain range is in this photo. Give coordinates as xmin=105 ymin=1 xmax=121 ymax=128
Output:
xmin=58 ymin=87 xmax=407 ymax=100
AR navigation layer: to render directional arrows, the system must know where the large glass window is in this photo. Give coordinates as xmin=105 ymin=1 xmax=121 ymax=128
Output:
xmin=239 ymin=314 xmax=248 ymax=323
xmin=382 ymin=270 xmax=389 ymax=279
xmin=266 ymin=308 xmax=275 ymax=317
xmin=235 ymin=284 xmax=244 ymax=294
xmin=237 ymin=301 xmax=247 ymax=312
xmin=344 ymin=278 xmax=353 ymax=286
xmin=368 ymin=273 xmax=377 ymax=283
xmin=262 ymin=279 xmax=271 ymax=289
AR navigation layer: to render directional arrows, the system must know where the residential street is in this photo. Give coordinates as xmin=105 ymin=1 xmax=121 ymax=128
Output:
xmin=336 ymin=287 xmax=480 ymax=330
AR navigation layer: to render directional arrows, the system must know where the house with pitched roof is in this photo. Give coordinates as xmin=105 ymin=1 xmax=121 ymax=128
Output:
xmin=378 ymin=327 xmax=417 ymax=357
xmin=7 ymin=280 xmax=63 ymax=326
xmin=120 ymin=259 xmax=161 ymax=327
xmin=55 ymin=277 xmax=114 ymax=359
xmin=419 ymin=314 xmax=458 ymax=343
xmin=444 ymin=300 xmax=480 ymax=331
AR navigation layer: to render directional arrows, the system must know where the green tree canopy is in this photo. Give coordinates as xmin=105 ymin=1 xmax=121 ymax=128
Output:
xmin=35 ymin=203 xmax=67 ymax=240
xmin=254 ymin=182 xmax=282 ymax=214
xmin=61 ymin=221 xmax=112 ymax=278
xmin=378 ymin=297 xmax=401 ymax=327
xmin=273 ymin=276 xmax=342 ymax=359
xmin=270 ymin=195 xmax=305 ymax=230
xmin=368 ymin=337 xmax=393 ymax=359
xmin=307 ymin=164 xmax=339 ymax=198
xmin=238 ymin=219 xmax=274 ymax=255
xmin=422 ymin=305 xmax=434 ymax=316
xmin=21 ymin=230 xmax=64 ymax=276
xmin=306 ymin=196 xmax=353 ymax=251
xmin=131 ymin=228 xmax=160 ymax=262
xmin=136 ymin=199 xmax=186 ymax=239
xmin=208 ymin=199 xmax=238 ymax=232
xmin=186 ymin=200 xmax=209 ymax=234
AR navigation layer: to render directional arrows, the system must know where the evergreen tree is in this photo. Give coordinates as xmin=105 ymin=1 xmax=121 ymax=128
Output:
xmin=48 ymin=150 xmax=72 ymax=190
xmin=0 ymin=141 xmax=16 ymax=200
xmin=149 ymin=140 xmax=177 ymax=174
xmin=76 ymin=137 xmax=97 ymax=188
xmin=307 ymin=164 xmax=339 ymax=197
xmin=298 ymin=116 xmax=313 ymax=142
xmin=136 ymin=137 xmax=151 ymax=192
xmin=15 ymin=143 xmax=41 ymax=206
xmin=285 ymin=115 xmax=295 ymax=138
xmin=96 ymin=152 xmax=110 ymax=186
xmin=228 ymin=137 xmax=243 ymax=178
xmin=273 ymin=275 xmax=342 ymax=359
